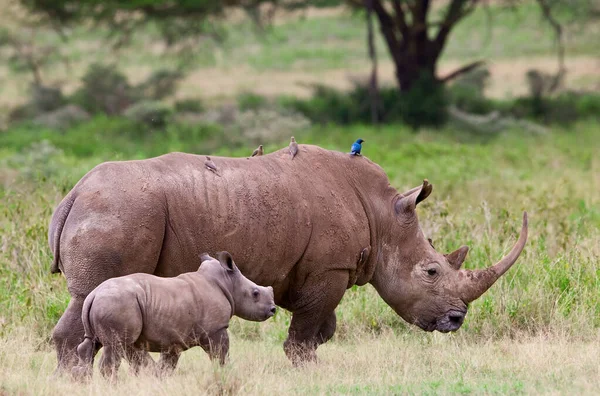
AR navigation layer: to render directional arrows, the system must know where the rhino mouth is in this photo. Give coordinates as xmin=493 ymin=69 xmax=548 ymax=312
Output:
xmin=434 ymin=310 xmax=467 ymax=333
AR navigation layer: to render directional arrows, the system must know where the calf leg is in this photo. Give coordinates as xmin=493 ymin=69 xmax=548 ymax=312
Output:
xmin=206 ymin=329 xmax=229 ymax=366
xmin=99 ymin=345 xmax=123 ymax=381
xmin=283 ymin=270 xmax=348 ymax=365
xmin=52 ymin=296 xmax=85 ymax=374
xmin=71 ymin=337 xmax=96 ymax=380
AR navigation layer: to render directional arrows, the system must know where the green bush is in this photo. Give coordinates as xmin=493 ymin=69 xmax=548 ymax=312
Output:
xmin=279 ymin=75 xmax=448 ymax=128
xmin=135 ymin=69 xmax=183 ymax=101
xmin=508 ymin=92 xmax=600 ymax=124
xmin=70 ymin=63 xmax=134 ymax=115
xmin=123 ymin=100 xmax=173 ymax=129
xmin=237 ymin=92 xmax=268 ymax=111
xmin=174 ymin=98 xmax=205 ymax=113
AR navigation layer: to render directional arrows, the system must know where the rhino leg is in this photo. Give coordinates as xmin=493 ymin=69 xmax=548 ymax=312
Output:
xmin=71 ymin=337 xmax=96 ymax=381
xmin=283 ymin=270 xmax=348 ymax=365
xmin=158 ymin=349 xmax=181 ymax=375
xmin=205 ymin=328 xmax=229 ymax=366
xmin=52 ymin=296 xmax=85 ymax=374
xmin=99 ymin=345 xmax=123 ymax=381
xmin=125 ymin=347 xmax=155 ymax=376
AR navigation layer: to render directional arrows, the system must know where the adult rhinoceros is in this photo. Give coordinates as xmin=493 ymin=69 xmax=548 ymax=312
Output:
xmin=49 ymin=144 xmax=527 ymax=371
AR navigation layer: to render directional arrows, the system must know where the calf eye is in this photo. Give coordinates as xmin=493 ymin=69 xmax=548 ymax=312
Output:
xmin=252 ymin=289 xmax=259 ymax=298
xmin=427 ymin=268 xmax=437 ymax=276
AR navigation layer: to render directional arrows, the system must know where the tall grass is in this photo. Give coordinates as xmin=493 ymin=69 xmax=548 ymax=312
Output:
xmin=0 ymin=121 xmax=599 ymax=392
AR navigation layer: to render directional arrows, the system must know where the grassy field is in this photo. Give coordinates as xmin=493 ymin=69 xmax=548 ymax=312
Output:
xmin=1 ymin=120 xmax=599 ymax=394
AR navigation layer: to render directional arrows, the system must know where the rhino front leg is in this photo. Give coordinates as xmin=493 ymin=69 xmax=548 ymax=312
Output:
xmin=283 ymin=270 xmax=348 ymax=365
xmin=205 ymin=328 xmax=229 ymax=366
xmin=158 ymin=349 xmax=181 ymax=376
xmin=52 ymin=296 xmax=85 ymax=374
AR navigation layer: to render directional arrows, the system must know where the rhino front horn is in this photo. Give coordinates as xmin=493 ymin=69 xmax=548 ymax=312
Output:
xmin=459 ymin=212 xmax=528 ymax=303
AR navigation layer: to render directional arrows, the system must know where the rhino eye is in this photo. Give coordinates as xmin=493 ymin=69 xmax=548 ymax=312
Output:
xmin=427 ymin=268 xmax=437 ymax=277
xmin=252 ymin=289 xmax=259 ymax=299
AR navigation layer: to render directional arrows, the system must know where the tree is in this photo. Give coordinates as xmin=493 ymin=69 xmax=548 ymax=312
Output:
xmin=18 ymin=0 xmax=597 ymax=98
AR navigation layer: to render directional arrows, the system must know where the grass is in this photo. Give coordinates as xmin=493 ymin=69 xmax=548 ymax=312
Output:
xmin=1 ymin=329 xmax=600 ymax=395
xmin=0 ymin=119 xmax=599 ymax=393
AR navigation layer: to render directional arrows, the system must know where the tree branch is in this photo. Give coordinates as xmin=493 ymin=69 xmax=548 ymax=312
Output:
xmin=391 ymin=0 xmax=409 ymax=37
xmin=535 ymin=0 xmax=565 ymax=93
xmin=439 ymin=60 xmax=485 ymax=83
xmin=371 ymin=0 xmax=403 ymax=62
xmin=434 ymin=0 xmax=479 ymax=56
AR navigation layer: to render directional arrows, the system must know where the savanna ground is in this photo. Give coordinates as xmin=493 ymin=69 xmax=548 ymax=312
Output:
xmin=1 ymin=2 xmax=599 ymax=395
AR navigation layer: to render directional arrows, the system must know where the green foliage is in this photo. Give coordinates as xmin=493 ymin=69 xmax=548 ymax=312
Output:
xmin=71 ymin=63 xmax=134 ymax=115
xmin=236 ymin=92 xmax=268 ymax=112
xmin=279 ymin=75 xmax=448 ymax=129
xmin=123 ymin=100 xmax=173 ymax=129
xmin=174 ymin=98 xmax=205 ymax=113
xmin=509 ymin=92 xmax=600 ymax=124
xmin=134 ymin=69 xmax=183 ymax=101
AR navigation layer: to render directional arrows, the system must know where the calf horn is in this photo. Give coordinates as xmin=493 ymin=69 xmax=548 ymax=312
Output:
xmin=460 ymin=212 xmax=528 ymax=303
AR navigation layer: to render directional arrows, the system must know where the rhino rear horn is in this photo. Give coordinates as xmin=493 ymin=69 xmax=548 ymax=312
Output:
xmin=459 ymin=212 xmax=528 ymax=303
xmin=199 ymin=253 xmax=214 ymax=263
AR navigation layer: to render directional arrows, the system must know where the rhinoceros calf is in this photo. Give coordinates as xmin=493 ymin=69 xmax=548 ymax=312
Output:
xmin=71 ymin=251 xmax=276 ymax=379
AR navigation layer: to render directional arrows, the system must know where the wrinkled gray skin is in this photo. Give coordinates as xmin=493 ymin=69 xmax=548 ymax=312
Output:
xmin=49 ymin=145 xmax=528 ymax=370
xmin=71 ymin=251 xmax=276 ymax=380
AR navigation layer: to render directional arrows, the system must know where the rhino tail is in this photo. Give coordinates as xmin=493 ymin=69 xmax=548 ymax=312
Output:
xmin=81 ymin=291 xmax=96 ymax=341
xmin=48 ymin=193 xmax=76 ymax=274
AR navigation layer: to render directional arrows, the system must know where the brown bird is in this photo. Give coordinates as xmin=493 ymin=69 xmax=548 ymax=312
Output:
xmin=205 ymin=156 xmax=220 ymax=176
xmin=251 ymin=145 xmax=264 ymax=157
xmin=289 ymin=136 xmax=298 ymax=159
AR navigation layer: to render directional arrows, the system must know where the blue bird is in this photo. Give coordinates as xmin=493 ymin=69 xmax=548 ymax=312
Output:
xmin=350 ymin=138 xmax=364 ymax=156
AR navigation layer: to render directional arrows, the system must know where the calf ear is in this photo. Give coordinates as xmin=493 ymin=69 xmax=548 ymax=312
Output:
xmin=199 ymin=253 xmax=214 ymax=263
xmin=217 ymin=251 xmax=236 ymax=272
xmin=445 ymin=246 xmax=469 ymax=270
xmin=395 ymin=179 xmax=433 ymax=214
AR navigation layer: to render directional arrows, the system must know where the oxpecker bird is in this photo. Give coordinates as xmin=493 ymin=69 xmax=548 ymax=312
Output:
xmin=251 ymin=145 xmax=264 ymax=157
xmin=205 ymin=156 xmax=220 ymax=176
xmin=289 ymin=136 xmax=298 ymax=159
xmin=350 ymin=138 xmax=364 ymax=156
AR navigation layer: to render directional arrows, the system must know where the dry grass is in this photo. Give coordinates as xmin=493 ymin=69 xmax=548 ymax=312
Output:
xmin=1 ymin=328 xmax=599 ymax=395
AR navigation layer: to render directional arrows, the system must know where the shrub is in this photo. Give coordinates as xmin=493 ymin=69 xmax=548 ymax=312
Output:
xmin=135 ymin=69 xmax=183 ymax=101
xmin=123 ymin=100 xmax=173 ymax=129
xmin=175 ymin=98 xmax=205 ymax=113
xmin=237 ymin=92 xmax=269 ymax=111
xmin=71 ymin=63 xmax=134 ymax=115
xmin=279 ymin=75 xmax=448 ymax=129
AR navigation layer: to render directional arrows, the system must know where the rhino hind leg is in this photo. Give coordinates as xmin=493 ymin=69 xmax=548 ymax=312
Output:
xmin=52 ymin=297 xmax=85 ymax=375
xmin=125 ymin=346 xmax=155 ymax=376
xmin=71 ymin=337 xmax=96 ymax=381
xmin=99 ymin=345 xmax=124 ymax=380
xmin=283 ymin=270 xmax=348 ymax=365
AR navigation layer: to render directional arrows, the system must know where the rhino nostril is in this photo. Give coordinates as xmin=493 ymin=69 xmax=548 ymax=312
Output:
xmin=449 ymin=314 xmax=464 ymax=324
xmin=270 ymin=306 xmax=277 ymax=315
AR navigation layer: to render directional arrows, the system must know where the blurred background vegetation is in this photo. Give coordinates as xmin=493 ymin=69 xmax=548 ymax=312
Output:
xmin=0 ymin=0 xmax=599 ymax=353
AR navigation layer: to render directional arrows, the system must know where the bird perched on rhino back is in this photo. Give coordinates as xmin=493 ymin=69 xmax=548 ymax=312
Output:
xmin=251 ymin=145 xmax=264 ymax=157
xmin=205 ymin=156 xmax=220 ymax=176
xmin=289 ymin=137 xmax=298 ymax=159
xmin=350 ymin=139 xmax=364 ymax=156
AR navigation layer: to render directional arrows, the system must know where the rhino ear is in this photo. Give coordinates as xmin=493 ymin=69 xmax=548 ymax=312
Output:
xmin=395 ymin=179 xmax=433 ymax=214
xmin=199 ymin=253 xmax=214 ymax=263
xmin=217 ymin=251 xmax=236 ymax=272
xmin=445 ymin=246 xmax=469 ymax=270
